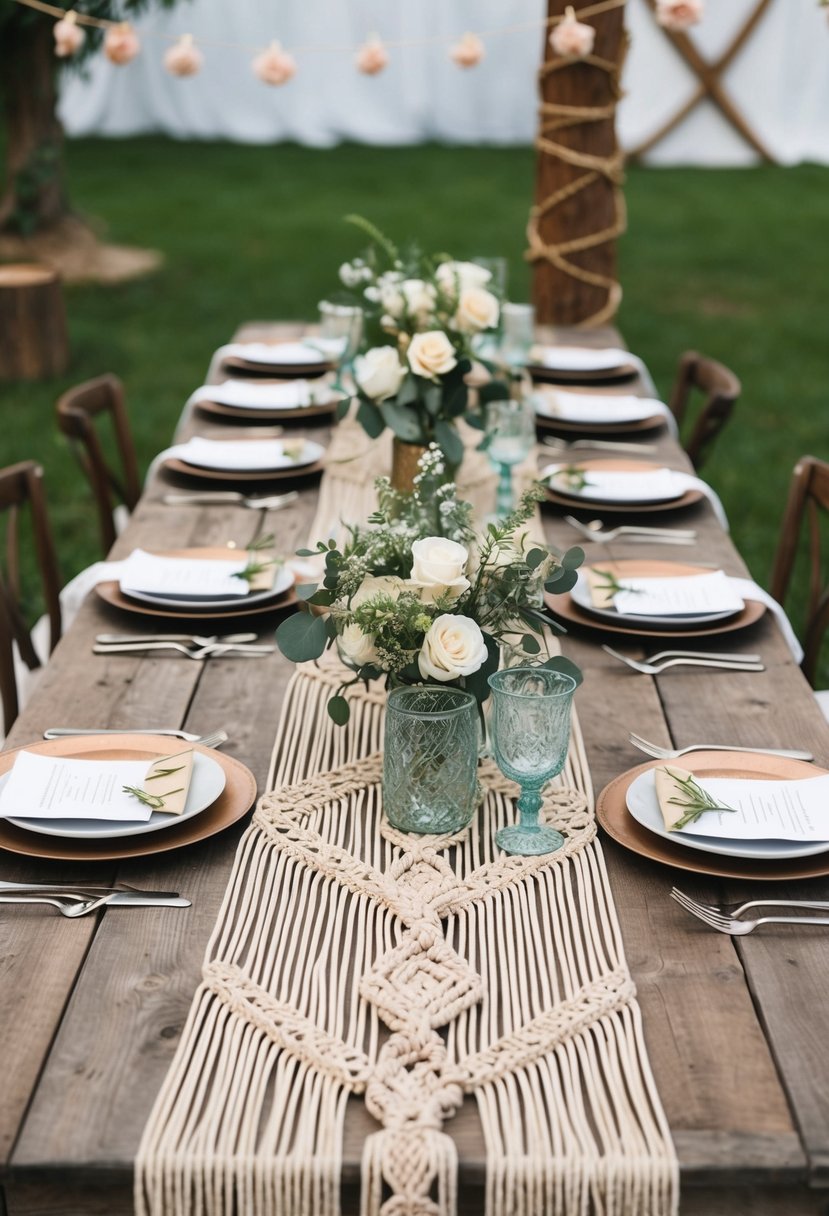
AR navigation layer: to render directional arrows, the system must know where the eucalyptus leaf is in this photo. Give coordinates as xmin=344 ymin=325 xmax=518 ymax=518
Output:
xmin=275 ymin=611 xmax=328 ymax=662
xmin=478 ymin=381 xmax=511 ymax=406
xmin=540 ymin=655 xmax=584 ymax=687
xmin=444 ymin=382 xmax=468 ymax=418
xmin=356 ymin=399 xmax=385 ymax=439
xmin=525 ymin=547 xmax=548 ymax=570
xmin=327 ymin=695 xmax=350 ymax=726
xmin=423 ymin=384 xmax=443 ymax=417
xmin=336 ymin=396 xmax=352 ymax=422
xmin=395 ymin=374 xmax=420 ymax=408
xmin=521 ymin=633 xmax=542 ymax=654
xmin=544 ymin=568 xmax=579 ymax=594
xmin=433 ymin=419 xmax=464 ymax=467
xmin=296 ymin=582 xmax=320 ymax=601
xmin=381 ymin=397 xmax=424 ymax=442
xmin=463 ymin=633 xmax=500 ymax=704
xmin=562 ymin=547 xmax=585 ymax=570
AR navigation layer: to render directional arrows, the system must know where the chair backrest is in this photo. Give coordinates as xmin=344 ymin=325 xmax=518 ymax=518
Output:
xmin=0 ymin=461 xmax=62 ymax=731
xmin=770 ymin=456 xmax=829 ymax=688
xmin=668 ymin=350 xmax=741 ymax=470
xmin=56 ymin=374 xmax=140 ymax=554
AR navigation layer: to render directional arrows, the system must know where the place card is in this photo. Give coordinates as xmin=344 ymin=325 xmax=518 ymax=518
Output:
xmin=119 ymin=549 xmax=252 ymax=599
xmin=611 ymin=571 xmax=744 ymax=618
xmin=0 ymin=752 xmax=157 ymax=821
xmin=654 ymin=765 xmax=829 ymax=842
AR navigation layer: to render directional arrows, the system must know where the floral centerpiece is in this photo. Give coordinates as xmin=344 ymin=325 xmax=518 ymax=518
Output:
xmin=275 ymin=446 xmax=583 ymax=724
xmin=334 ymin=217 xmax=508 ymax=476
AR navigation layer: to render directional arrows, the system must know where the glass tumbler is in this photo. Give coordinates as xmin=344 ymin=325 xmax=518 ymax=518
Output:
xmin=500 ymin=302 xmax=535 ymax=372
xmin=383 ymin=685 xmax=479 ymax=835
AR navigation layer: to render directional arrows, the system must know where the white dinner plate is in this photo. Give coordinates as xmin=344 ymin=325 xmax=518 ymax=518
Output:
xmin=206 ymin=383 xmax=345 ymax=412
xmin=227 ymin=342 xmax=329 ymax=367
xmin=177 ymin=438 xmax=324 ymax=474
xmin=545 ymin=466 xmax=685 ymax=505
xmin=625 ymin=767 xmax=829 ymax=861
xmin=534 ymin=392 xmax=663 ymax=425
xmin=533 ymin=346 xmax=634 ymax=373
xmin=570 ymin=569 xmax=741 ymax=630
xmin=5 ymin=749 xmax=227 ymax=841
xmin=123 ymin=564 xmax=294 ymax=611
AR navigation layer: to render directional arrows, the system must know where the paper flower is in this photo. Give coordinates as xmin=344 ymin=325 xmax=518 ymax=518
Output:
xmin=253 ymin=41 xmax=297 ymax=86
xmin=549 ymin=6 xmax=596 ymax=59
xmin=164 ymin=33 xmax=203 ymax=77
xmin=656 ymin=0 xmax=704 ymax=31
xmin=450 ymin=32 xmax=485 ymax=69
xmin=53 ymin=10 xmax=85 ymax=58
xmin=104 ymin=22 xmax=141 ymax=65
xmin=356 ymin=35 xmax=389 ymax=76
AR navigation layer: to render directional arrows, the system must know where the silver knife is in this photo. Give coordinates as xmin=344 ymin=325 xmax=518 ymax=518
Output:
xmin=0 ymin=881 xmax=182 ymax=898
xmin=0 ymin=891 xmax=190 ymax=908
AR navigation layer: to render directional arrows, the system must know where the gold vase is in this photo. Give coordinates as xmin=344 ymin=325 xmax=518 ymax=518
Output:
xmin=390 ymin=438 xmax=429 ymax=494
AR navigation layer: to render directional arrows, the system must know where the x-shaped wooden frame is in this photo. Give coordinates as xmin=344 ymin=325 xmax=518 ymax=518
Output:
xmin=631 ymin=0 xmax=775 ymax=162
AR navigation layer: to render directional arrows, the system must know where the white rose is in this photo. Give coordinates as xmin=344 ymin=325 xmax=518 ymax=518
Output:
xmin=410 ymin=537 xmax=470 ymax=602
xmin=454 ymin=288 xmax=500 ymax=333
xmin=436 ymin=260 xmax=491 ymax=297
xmin=354 ymin=346 xmax=405 ymax=402
xmin=350 ymin=574 xmax=406 ymax=607
xmin=400 ymin=278 xmax=437 ymax=324
xmin=418 ymin=614 xmax=488 ymax=682
xmin=407 ymin=331 xmax=457 ymax=380
xmin=337 ymin=622 xmax=378 ymax=667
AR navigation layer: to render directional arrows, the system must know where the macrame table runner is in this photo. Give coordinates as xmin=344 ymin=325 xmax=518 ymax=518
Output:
xmin=135 ymin=421 xmax=678 ymax=1216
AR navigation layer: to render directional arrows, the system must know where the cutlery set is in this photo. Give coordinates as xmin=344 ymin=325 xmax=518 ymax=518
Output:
xmin=602 ymin=645 xmax=765 ymax=675
xmin=564 ymin=516 xmax=697 ymax=545
xmin=162 ymin=490 xmax=298 ymax=510
xmin=42 ymin=727 xmax=228 ymax=746
xmin=93 ymin=632 xmax=274 ymax=660
xmin=671 ymin=888 xmax=829 ymax=936
xmin=542 ymin=436 xmax=658 ymax=455
xmin=0 ymin=881 xmax=191 ymax=917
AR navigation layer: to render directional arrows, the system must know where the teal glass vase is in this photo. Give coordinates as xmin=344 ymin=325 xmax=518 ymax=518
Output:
xmin=383 ymin=685 xmax=479 ymax=835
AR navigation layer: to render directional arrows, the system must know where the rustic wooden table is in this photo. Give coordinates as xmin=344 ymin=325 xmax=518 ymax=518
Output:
xmin=2 ymin=324 xmax=828 ymax=1216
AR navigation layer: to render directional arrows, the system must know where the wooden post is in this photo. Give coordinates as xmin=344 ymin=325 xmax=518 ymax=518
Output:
xmin=0 ymin=263 xmax=69 ymax=380
xmin=528 ymin=0 xmax=628 ymax=327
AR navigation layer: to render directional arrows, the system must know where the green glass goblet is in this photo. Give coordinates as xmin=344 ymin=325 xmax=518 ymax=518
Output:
xmin=487 ymin=667 xmax=577 ymax=855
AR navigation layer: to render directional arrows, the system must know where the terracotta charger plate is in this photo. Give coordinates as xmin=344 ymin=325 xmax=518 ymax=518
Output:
xmin=545 ymin=558 xmax=766 ymax=641
xmin=163 ymin=456 xmax=326 ymax=485
xmin=95 ymin=546 xmax=298 ymax=622
xmin=544 ymin=458 xmax=703 ymax=515
xmin=194 ymin=397 xmax=342 ymax=424
xmin=596 ymin=751 xmax=829 ymax=881
xmin=0 ymin=735 xmax=257 ymax=862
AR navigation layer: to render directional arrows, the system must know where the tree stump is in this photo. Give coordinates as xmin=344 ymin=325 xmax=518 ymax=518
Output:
xmin=0 ymin=263 xmax=69 ymax=380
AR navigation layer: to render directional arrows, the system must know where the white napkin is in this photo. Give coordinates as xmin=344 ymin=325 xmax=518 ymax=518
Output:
xmin=145 ymin=436 xmax=320 ymax=484
xmin=534 ymin=389 xmax=679 ymax=439
xmin=216 ymin=341 xmax=328 ymax=367
xmin=727 ymin=577 xmax=804 ymax=664
xmin=187 ymin=379 xmax=316 ymax=410
xmin=119 ymin=549 xmax=251 ymax=599
xmin=541 ymin=463 xmax=730 ymax=530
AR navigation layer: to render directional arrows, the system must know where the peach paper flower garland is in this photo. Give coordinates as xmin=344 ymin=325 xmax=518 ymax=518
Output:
xmin=549 ymin=6 xmax=596 ymax=60
xmin=252 ymin=41 xmax=296 ymax=86
xmin=103 ymin=22 xmax=140 ymax=65
xmin=450 ymin=32 xmax=485 ymax=69
xmin=53 ymin=9 xmax=84 ymax=57
xmin=164 ymin=33 xmax=203 ymax=77
xmin=356 ymin=35 xmax=389 ymax=76
xmin=656 ymin=0 xmax=704 ymax=31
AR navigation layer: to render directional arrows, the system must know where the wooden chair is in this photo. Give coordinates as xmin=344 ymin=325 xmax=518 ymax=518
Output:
xmin=56 ymin=374 xmax=141 ymax=554
xmin=668 ymin=351 xmax=741 ymax=470
xmin=0 ymin=461 xmax=62 ymax=733
xmin=770 ymin=456 xmax=829 ymax=713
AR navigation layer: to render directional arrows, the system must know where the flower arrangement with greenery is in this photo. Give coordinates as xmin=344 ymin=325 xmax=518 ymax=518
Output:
xmin=275 ymin=446 xmax=583 ymax=724
xmin=334 ymin=217 xmax=508 ymax=468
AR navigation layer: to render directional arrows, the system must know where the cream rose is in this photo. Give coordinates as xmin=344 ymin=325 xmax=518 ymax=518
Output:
xmin=407 ymin=331 xmax=457 ymax=380
xmin=656 ymin=0 xmax=703 ymax=30
xmin=454 ymin=288 xmax=500 ymax=334
xmin=410 ymin=537 xmax=470 ymax=602
xmin=354 ymin=346 xmax=405 ymax=402
xmin=338 ymin=622 xmax=378 ymax=667
xmin=418 ymin=614 xmax=488 ymax=682
xmin=436 ymin=260 xmax=491 ymax=297
xmin=350 ymin=575 xmax=406 ymax=608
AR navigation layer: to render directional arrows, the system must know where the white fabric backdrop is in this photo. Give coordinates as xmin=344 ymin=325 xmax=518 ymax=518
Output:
xmin=58 ymin=0 xmax=829 ymax=165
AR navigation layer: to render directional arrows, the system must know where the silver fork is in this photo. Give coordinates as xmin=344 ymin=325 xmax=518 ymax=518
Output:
xmin=671 ymin=887 xmax=829 ymax=919
xmin=96 ymin=632 xmax=258 ymax=647
xmin=162 ymin=491 xmax=298 ymax=510
xmin=93 ymin=641 xmax=274 ymax=659
xmin=0 ymin=892 xmax=116 ymax=918
xmin=563 ymin=516 xmax=697 ymax=543
xmin=42 ymin=727 xmax=229 ymax=748
xmin=601 ymin=646 xmax=765 ymax=675
xmin=670 ymin=889 xmax=829 ymax=935
xmin=629 ymin=732 xmax=813 ymax=761
xmin=542 ymin=437 xmax=658 ymax=455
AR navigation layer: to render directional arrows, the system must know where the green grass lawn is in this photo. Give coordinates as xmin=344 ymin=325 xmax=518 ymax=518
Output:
xmin=1 ymin=139 xmax=827 ymax=667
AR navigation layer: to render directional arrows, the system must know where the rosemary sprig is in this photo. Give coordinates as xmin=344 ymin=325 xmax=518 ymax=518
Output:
xmin=122 ymin=784 xmax=184 ymax=810
xmin=233 ymin=533 xmax=281 ymax=585
xmin=663 ymin=768 xmax=737 ymax=831
xmin=145 ymin=764 xmax=185 ymax=781
xmin=593 ymin=569 xmax=642 ymax=598
xmin=549 ymin=464 xmax=589 ymax=492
